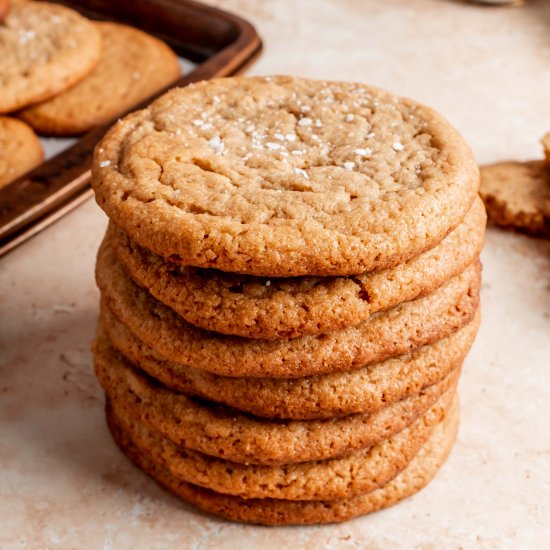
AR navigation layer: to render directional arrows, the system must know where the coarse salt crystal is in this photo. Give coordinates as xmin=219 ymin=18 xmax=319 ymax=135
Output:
xmin=392 ymin=141 xmax=404 ymax=151
xmin=285 ymin=134 xmax=296 ymax=142
xmin=173 ymin=189 xmax=181 ymax=197
xmin=99 ymin=160 xmax=110 ymax=167
xmin=294 ymin=168 xmax=309 ymax=179
xmin=298 ymin=117 xmax=312 ymax=127
xmin=208 ymin=136 xmax=224 ymax=154
xmin=266 ymin=142 xmax=281 ymax=150
xmin=354 ymin=148 xmax=372 ymax=156
xmin=274 ymin=133 xmax=285 ymax=140
xmin=291 ymin=150 xmax=304 ymax=155
xmin=344 ymin=161 xmax=355 ymax=170
xmin=193 ymin=119 xmax=204 ymax=127
xmin=265 ymin=280 xmax=271 ymax=286
xmin=345 ymin=114 xmax=354 ymax=122
xmin=19 ymin=30 xmax=36 ymax=44
xmin=301 ymin=105 xmax=311 ymax=113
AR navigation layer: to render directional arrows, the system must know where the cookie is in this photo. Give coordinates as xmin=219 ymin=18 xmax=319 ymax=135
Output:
xmin=19 ymin=22 xmax=181 ymax=136
xmin=0 ymin=1 xmax=101 ymax=114
xmin=0 ymin=116 xmax=43 ymax=187
xmin=106 ymin=394 xmax=459 ymax=525
xmin=91 ymin=75 xmax=479 ymax=277
xmin=96 ymin=239 xmax=481 ymax=378
xmin=93 ymin=339 xmax=459 ymax=465
xmin=107 ymin=388 xmax=454 ymax=501
xmin=480 ymin=160 xmax=550 ymax=237
xmin=541 ymin=133 xmax=550 ymax=166
xmin=109 ymin=197 xmax=486 ymax=339
xmin=98 ymin=310 xmax=478 ymax=419
xmin=0 ymin=0 xmax=10 ymax=22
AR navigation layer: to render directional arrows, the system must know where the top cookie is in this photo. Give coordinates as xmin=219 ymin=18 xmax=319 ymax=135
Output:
xmin=0 ymin=1 xmax=101 ymax=114
xmin=92 ymin=76 xmax=479 ymax=276
xmin=19 ymin=22 xmax=181 ymax=136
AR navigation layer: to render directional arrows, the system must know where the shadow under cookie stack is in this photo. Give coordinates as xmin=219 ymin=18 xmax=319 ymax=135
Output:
xmin=91 ymin=76 xmax=485 ymax=525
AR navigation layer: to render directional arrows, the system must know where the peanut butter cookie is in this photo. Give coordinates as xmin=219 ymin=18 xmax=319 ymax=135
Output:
xmin=0 ymin=116 xmax=43 ymax=187
xmin=92 ymin=76 xmax=479 ymax=276
xmin=0 ymin=1 xmax=101 ymax=113
xmin=96 ymin=238 xmax=480 ymax=378
xmin=480 ymin=160 xmax=550 ymax=237
xmin=98 ymin=310 xmax=478 ymax=419
xmin=109 ymin=197 xmax=485 ymax=339
xmin=106 ymin=395 xmax=459 ymax=524
xmin=20 ymin=22 xmax=181 ymax=135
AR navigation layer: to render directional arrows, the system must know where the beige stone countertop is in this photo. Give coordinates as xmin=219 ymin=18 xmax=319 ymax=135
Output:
xmin=1 ymin=0 xmax=550 ymax=548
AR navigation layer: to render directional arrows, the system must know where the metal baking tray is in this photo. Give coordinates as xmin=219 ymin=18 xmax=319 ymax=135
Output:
xmin=0 ymin=0 xmax=262 ymax=257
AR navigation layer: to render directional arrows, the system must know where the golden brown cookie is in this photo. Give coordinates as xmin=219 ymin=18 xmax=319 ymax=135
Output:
xmin=94 ymin=338 xmax=459 ymax=465
xmin=480 ymin=160 xmax=550 ymax=237
xmin=19 ymin=22 xmax=181 ymax=136
xmin=0 ymin=1 xmax=101 ymax=114
xmin=0 ymin=0 xmax=10 ymax=22
xmin=96 ymin=238 xmax=481 ymax=378
xmin=107 ymin=388 xmax=454 ymax=501
xmin=541 ymin=133 xmax=550 ymax=166
xmin=109 ymin=197 xmax=486 ymax=339
xmin=92 ymin=76 xmax=479 ymax=277
xmin=98 ymin=310 xmax=479 ymax=419
xmin=0 ymin=116 xmax=43 ymax=187
xmin=106 ymin=395 xmax=459 ymax=525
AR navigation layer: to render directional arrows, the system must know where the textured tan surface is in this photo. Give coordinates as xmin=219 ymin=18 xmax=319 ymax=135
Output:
xmin=96 ymin=239 xmax=480 ymax=378
xmin=107 ymin=397 xmax=459 ymax=525
xmin=109 ymin=197 xmax=486 ymax=339
xmin=480 ymin=160 xmax=550 ymax=236
xmin=0 ymin=1 xmax=101 ymax=113
xmin=0 ymin=116 xmax=43 ymax=187
xmin=93 ymin=337 xmax=459 ymax=465
xmin=2 ymin=0 xmax=549 ymax=546
xmin=99 ymin=311 xmax=478 ymax=419
xmin=92 ymin=75 xmax=479 ymax=277
xmin=107 ymin=390 xmax=454 ymax=501
xmin=20 ymin=22 xmax=181 ymax=136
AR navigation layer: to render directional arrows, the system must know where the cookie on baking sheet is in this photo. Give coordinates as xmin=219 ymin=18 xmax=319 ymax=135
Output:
xmin=0 ymin=1 xmax=101 ymax=114
xmin=93 ymin=337 xmax=459 ymax=465
xmin=108 ymin=197 xmax=486 ymax=339
xmin=106 ymin=395 xmax=459 ymax=525
xmin=107 ymin=388 xmax=454 ymax=501
xmin=92 ymin=75 xmax=479 ymax=277
xmin=0 ymin=0 xmax=10 ymax=22
xmin=20 ymin=22 xmax=181 ymax=136
xmin=98 ymin=310 xmax=478 ymax=419
xmin=95 ymin=239 xmax=481 ymax=379
xmin=480 ymin=160 xmax=550 ymax=237
xmin=0 ymin=116 xmax=43 ymax=187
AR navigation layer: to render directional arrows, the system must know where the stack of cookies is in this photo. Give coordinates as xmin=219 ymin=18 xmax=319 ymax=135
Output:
xmin=0 ymin=0 xmax=180 ymax=187
xmin=91 ymin=76 xmax=485 ymax=525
